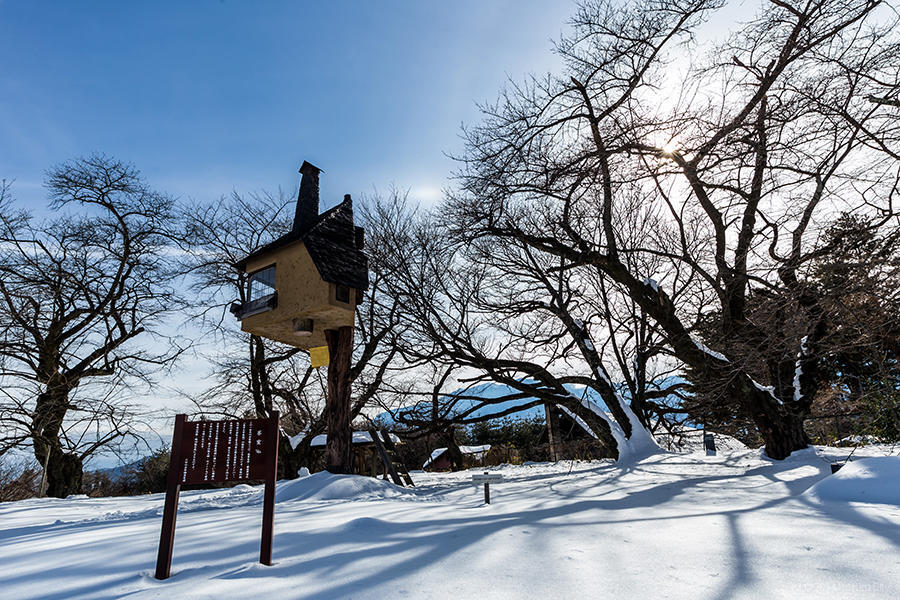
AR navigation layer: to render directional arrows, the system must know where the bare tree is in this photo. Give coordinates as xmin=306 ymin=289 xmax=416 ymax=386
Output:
xmin=448 ymin=0 xmax=900 ymax=458
xmin=366 ymin=190 xmax=670 ymax=461
xmin=177 ymin=189 xmax=311 ymax=475
xmin=0 ymin=157 xmax=183 ymax=497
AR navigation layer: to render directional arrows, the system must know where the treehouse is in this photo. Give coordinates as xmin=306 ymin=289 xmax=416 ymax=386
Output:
xmin=230 ymin=161 xmax=368 ymax=349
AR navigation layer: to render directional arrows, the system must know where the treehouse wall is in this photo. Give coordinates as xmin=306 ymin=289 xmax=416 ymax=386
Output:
xmin=240 ymin=240 xmax=357 ymax=349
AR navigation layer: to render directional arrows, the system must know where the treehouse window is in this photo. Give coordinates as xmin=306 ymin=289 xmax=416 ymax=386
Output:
xmin=249 ymin=266 xmax=276 ymax=302
xmin=335 ymin=284 xmax=350 ymax=304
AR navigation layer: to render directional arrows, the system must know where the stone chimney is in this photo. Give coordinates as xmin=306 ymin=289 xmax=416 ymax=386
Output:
xmin=294 ymin=160 xmax=321 ymax=234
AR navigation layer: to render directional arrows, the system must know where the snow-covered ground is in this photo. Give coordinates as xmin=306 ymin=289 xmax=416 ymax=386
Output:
xmin=1 ymin=446 xmax=898 ymax=599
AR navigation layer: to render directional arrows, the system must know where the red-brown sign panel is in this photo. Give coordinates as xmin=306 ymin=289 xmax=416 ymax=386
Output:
xmin=179 ymin=418 xmax=275 ymax=484
xmin=155 ymin=413 xmax=279 ymax=580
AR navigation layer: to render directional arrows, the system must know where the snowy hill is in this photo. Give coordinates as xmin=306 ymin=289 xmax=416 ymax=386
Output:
xmin=1 ymin=445 xmax=898 ymax=599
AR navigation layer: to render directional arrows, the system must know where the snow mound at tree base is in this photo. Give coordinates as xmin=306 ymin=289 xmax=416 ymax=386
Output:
xmin=802 ymin=456 xmax=900 ymax=505
xmin=275 ymin=471 xmax=412 ymax=503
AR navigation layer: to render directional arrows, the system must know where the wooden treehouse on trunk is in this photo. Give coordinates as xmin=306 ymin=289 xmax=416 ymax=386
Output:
xmin=229 ymin=160 xmax=413 ymax=484
xmin=230 ymin=161 xmax=368 ymax=349
xmin=230 ymin=161 xmax=365 ymax=475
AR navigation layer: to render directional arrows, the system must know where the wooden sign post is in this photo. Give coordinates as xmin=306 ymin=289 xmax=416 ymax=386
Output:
xmin=155 ymin=412 xmax=280 ymax=580
xmin=472 ymin=472 xmax=503 ymax=504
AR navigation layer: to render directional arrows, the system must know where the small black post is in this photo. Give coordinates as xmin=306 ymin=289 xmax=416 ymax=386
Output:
xmin=483 ymin=472 xmax=490 ymax=504
xmin=260 ymin=412 xmax=279 ymax=566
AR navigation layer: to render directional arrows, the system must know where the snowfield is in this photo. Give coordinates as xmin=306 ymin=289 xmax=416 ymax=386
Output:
xmin=1 ymin=446 xmax=898 ymax=600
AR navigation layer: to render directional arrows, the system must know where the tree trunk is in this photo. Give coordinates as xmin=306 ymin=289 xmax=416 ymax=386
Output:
xmin=44 ymin=448 xmax=83 ymax=498
xmin=443 ymin=427 xmax=465 ymax=471
xmin=739 ymin=381 xmax=810 ymax=460
xmin=324 ymin=326 xmax=354 ymax=474
xmin=249 ymin=335 xmax=271 ymax=417
xmin=756 ymin=411 xmax=809 ymax=460
xmin=544 ymin=403 xmax=561 ymax=461
xmin=32 ymin=385 xmax=84 ymax=498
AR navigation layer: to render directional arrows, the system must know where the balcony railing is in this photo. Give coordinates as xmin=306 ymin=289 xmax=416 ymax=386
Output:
xmin=230 ymin=292 xmax=277 ymax=320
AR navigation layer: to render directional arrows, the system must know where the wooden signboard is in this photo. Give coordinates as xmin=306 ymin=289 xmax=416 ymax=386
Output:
xmin=472 ymin=472 xmax=503 ymax=504
xmin=155 ymin=413 xmax=280 ymax=580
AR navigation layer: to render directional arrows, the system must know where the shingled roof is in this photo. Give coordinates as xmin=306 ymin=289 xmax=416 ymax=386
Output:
xmin=302 ymin=196 xmax=369 ymax=290
xmin=235 ymin=163 xmax=369 ymax=291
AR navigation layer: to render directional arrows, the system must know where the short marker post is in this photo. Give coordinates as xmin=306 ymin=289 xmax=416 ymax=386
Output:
xmin=472 ymin=471 xmax=502 ymax=505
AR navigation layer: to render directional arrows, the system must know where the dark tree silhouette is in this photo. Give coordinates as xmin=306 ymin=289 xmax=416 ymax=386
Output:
xmin=364 ymin=191 xmax=668 ymax=460
xmin=0 ymin=157 xmax=183 ymax=497
xmin=449 ymin=0 xmax=900 ymax=458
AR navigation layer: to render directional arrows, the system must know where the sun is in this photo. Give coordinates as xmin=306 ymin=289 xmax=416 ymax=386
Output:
xmin=660 ymin=139 xmax=681 ymax=156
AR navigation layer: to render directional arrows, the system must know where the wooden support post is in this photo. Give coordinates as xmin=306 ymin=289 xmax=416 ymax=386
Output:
xmin=545 ymin=403 xmax=561 ymax=462
xmin=325 ymin=326 xmax=354 ymax=474
xmin=260 ymin=412 xmax=279 ymax=566
xmin=484 ymin=481 xmax=491 ymax=504
xmin=370 ymin=429 xmax=404 ymax=486
xmin=155 ymin=414 xmax=186 ymax=580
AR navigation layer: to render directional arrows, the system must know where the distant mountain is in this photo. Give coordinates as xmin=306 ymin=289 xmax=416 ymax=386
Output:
xmin=375 ymin=378 xmax=690 ymax=428
xmin=84 ymin=433 xmax=171 ymax=471
xmin=375 ymin=381 xmax=611 ymax=426
xmin=91 ymin=458 xmax=144 ymax=481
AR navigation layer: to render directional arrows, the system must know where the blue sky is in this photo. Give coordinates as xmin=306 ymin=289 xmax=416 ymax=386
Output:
xmin=0 ymin=1 xmax=577 ymax=452
xmin=1 ymin=1 xmax=573 ymax=210
xmin=1 ymin=1 xmax=761 ymax=463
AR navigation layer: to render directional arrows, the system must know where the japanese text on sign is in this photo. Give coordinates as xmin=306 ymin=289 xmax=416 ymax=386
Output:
xmin=179 ymin=418 xmax=272 ymax=484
